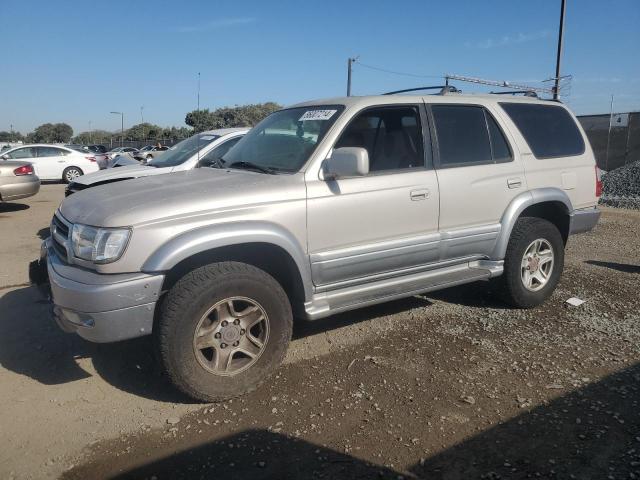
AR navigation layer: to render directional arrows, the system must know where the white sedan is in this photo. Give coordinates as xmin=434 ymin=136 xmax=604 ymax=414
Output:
xmin=65 ymin=128 xmax=248 ymax=195
xmin=0 ymin=144 xmax=99 ymax=183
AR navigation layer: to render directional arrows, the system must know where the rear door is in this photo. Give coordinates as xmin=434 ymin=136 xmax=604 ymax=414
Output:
xmin=427 ymin=102 xmax=526 ymax=260
xmin=34 ymin=146 xmax=69 ymax=180
xmin=306 ymin=104 xmax=440 ymax=288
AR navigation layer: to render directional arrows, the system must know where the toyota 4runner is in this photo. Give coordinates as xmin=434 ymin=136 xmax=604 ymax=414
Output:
xmin=32 ymin=90 xmax=601 ymax=401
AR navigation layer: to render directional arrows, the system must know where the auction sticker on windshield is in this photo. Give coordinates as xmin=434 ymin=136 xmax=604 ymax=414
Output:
xmin=299 ymin=110 xmax=337 ymax=121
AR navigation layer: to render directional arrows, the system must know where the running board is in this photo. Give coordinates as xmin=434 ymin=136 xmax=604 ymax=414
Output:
xmin=303 ymin=260 xmax=503 ymax=320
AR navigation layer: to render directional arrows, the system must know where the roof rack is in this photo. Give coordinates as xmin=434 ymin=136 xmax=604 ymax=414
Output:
xmin=382 ymin=85 xmax=460 ymax=96
xmin=489 ymin=90 xmax=539 ymax=98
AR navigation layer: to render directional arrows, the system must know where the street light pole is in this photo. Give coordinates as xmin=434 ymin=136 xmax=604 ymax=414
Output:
xmin=553 ymin=0 xmax=567 ymax=100
xmin=140 ymin=106 xmax=145 ymax=143
xmin=89 ymin=121 xmax=92 ymax=143
xmin=110 ymin=111 xmax=124 ymax=147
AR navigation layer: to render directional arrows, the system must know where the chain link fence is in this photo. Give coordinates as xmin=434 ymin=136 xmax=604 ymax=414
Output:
xmin=577 ymin=112 xmax=640 ymax=172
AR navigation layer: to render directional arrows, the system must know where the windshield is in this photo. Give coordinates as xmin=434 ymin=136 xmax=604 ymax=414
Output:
xmin=147 ymin=133 xmax=219 ymax=168
xmin=220 ymin=106 xmax=344 ymax=173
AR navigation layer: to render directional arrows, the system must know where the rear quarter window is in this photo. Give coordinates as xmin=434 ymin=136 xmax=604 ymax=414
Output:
xmin=500 ymin=103 xmax=585 ymax=159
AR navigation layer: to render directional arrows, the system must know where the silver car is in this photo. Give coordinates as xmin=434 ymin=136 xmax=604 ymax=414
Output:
xmin=33 ymin=93 xmax=600 ymax=402
xmin=0 ymin=160 xmax=40 ymax=202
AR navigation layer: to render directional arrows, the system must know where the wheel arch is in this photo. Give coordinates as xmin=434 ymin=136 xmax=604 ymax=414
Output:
xmin=492 ymin=188 xmax=573 ymax=259
xmin=142 ymin=222 xmax=313 ymax=310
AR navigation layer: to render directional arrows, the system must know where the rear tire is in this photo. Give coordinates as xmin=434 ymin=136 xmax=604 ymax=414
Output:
xmin=493 ymin=217 xmax=564 ymax=308
xmin=155 ymin=261 xmax=293 ymax=402
xmin=62 ymin=166 xmax=83 ymax=183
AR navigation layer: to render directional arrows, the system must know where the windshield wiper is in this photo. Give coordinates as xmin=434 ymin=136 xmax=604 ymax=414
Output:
xmin=227 ymin=161 xmax=277 ymax=174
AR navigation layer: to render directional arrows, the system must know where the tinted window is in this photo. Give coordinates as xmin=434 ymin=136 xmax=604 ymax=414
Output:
xmin=432 ymin=105 xmax=492 ymax=166
xmin=335 ymin=106 xmax=424 ymax=172
xmin=485 ymin=111 xmax=512 ymax=162
xmin=500 ymin=103 xmax=585 ymax=158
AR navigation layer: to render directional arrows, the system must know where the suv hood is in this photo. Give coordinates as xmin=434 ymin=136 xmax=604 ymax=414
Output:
xmin=60 ymin=168 xmax=306 ymax=227
xmin=74 ymin=164 xmax=158 ymax=185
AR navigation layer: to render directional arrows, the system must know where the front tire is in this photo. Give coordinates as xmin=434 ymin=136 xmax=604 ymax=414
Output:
xmin=494 ymin=217 xmax=564 ymax=308
xmin=62 ymin=166 xmax=83 ymax=183
xmin=155 ymin=262 xmax=293 ymax=402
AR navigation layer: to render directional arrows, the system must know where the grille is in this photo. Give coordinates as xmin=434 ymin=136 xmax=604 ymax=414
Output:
xmin=51 ymin=213 xmax=70 ymax=262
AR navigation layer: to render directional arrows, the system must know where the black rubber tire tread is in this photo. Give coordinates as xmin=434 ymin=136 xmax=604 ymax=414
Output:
xmin=62 ymin=166 xmax=83 ymax=184
xmin=493 ymin=217 xmax=564 ymax=308
xmin=156 ymin=261 xmax=293 ymax=402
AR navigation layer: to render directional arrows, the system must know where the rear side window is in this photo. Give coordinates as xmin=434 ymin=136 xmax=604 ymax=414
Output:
xmin=431 ymin=105 xmax=512 ymax=167
xmin=500 ymin=103 xmax=585 ymax=158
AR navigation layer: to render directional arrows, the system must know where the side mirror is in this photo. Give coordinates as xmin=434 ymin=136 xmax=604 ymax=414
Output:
xmin=323 ymin=147 xmax=369 ymax=180
xmin=1 ymin=154 xmax=8 ymax=160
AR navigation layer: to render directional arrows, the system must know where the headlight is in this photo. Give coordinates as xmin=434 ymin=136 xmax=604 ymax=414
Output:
xmin=70 ymin=224 xmax=131 ymax=263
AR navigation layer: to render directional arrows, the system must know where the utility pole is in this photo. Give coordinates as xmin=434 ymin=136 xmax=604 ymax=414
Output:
xmin=10 ymin=124 xmax=13 ymax=143
xmin=140 ymin=106 xmax=145 ymax=143
xmin=89 ymin=121 xmax=92 ymax=143
xmin=553 ymin=0 xmax=567 ymax=100
xmin=347 ymin=57 xmax=358 ymax=96
xmin=110 ymin=111 xmax=124 ymax=147
xmin=197 ymin=72 xmax=201 ymax=112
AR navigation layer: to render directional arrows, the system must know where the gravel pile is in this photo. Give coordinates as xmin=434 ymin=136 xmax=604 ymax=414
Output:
xmin=600 ymin=160 xmax=640 ymax=209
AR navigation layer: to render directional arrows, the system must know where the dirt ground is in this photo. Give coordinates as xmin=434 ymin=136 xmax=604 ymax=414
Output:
xmin=1 ymin=184 xmax=639 ymax=480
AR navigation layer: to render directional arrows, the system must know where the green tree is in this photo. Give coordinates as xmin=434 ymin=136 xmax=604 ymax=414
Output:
xmin=27 ymin=123 xmax=74 ymax=143
xmin=0 ymin=131 xmax=24 ymax=142
xmin=185 ymin=102 xmax=281 ymax=132
xmin=73 ymin=130 xmax=114 ymax=145
xmin=125 ymin=123 xmax=164 ymax=142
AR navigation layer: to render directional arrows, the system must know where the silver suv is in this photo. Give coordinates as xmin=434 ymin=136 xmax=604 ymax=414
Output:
xmin=33 ymin=91 xmax=601 ymax=401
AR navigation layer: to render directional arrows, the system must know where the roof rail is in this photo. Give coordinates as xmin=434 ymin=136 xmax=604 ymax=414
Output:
xmin=382 ymin=85 xmax=460 ymax=96
xmin=490 ymin=90 xmax=539 ymax=98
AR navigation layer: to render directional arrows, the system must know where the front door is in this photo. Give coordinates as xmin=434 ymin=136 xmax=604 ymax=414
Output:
xmin=306 ymin=104 xmax=440 ymax=288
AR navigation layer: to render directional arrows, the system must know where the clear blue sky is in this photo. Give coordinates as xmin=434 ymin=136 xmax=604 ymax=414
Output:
xmin=2 ymin=0 xmax=639 ymax=135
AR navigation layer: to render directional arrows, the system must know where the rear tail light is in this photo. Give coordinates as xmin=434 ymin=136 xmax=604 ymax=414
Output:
xmin=595 ymin=166 xmax=603 ymax=198
xmin=14 ymin=165 xmax=34 ymax=176
xmin=85 ymin=156 xmax=97 ymax=162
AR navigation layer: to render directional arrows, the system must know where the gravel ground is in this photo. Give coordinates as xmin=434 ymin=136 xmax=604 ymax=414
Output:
xmin=1 ymin=184 xmax=639 ymax=480
xmin=600 ymin=160 xmax=640 ymax=209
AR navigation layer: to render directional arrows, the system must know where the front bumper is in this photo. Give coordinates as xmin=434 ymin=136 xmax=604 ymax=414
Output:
xmin=32 ymin=238 xmax=164 ymax=343
xmin=569 ymin=207 xmax=601 ymax=235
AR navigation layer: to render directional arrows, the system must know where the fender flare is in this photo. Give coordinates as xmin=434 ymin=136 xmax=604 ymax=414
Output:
xmin=141 ymin=221 xmax=313 ymax=300
xmin=491 ymin=188 xmax=573 ymax=259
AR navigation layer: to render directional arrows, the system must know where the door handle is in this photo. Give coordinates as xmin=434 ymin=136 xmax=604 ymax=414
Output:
xmin=410 ymin=189 xmax=430 ymax=201
xmin=507 ymin=178 xmax=522 ymax=189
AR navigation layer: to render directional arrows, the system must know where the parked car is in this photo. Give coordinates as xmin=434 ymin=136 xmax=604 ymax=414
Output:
xmin=87 ymin=144 xmax=108 ymax=154
xmin=1 ymin=144 xmax=99 ymax=183
xmin=0 ymin=161 xmax=40 ymax=202
xmin=65 ymin=128 xmax=248 ymax=195
xmin=65 ymin=144 xmax=110 ymax=170
xmin=32 ymin=92 xmax=600 ymax=402
xmin=106 ymin=147 xmax=138 ymax=160
xmin=133 ymin=145 xmax=169 ymax=162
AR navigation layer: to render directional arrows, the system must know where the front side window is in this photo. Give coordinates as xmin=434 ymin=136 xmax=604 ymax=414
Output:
xmin=335 ymin=106 xmax=425 ymax=172
xmin=221 ymin=106 xmax=344 ymax=173
xmin=6 ymin=147 xmax=36 ymax=159
xmin=148 ymin=133 xmax=219 ymax=168
xmin=500 ymin=102 xmax=585 ymax=158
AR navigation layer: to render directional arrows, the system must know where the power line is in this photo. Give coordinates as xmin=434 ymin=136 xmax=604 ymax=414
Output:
xmin=354 ymin=61 xmax=443 ymax=79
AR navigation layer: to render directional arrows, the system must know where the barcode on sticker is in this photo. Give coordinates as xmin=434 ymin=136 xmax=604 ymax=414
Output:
xmin=299 ymin=110 xmax=337 ymax=121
